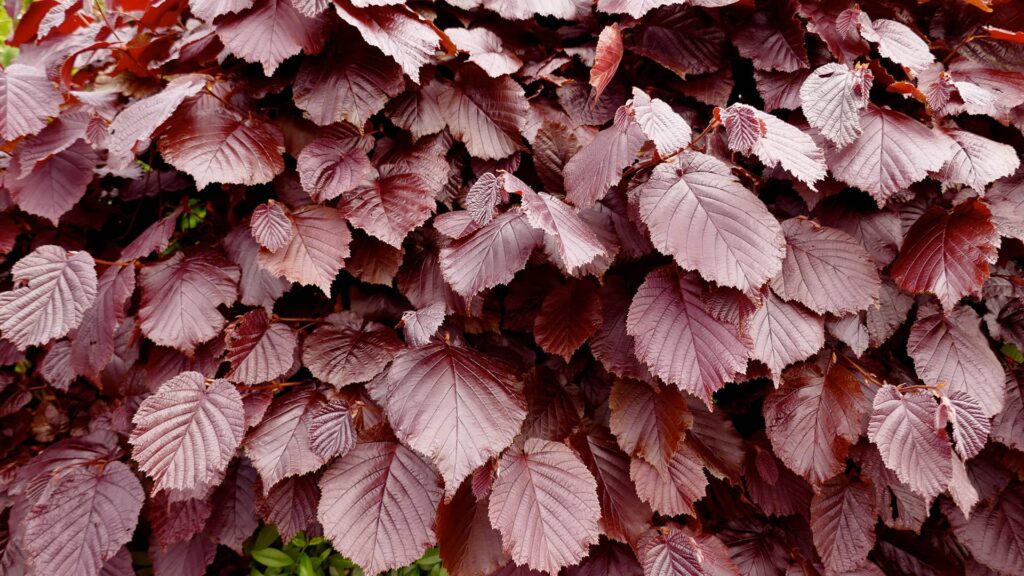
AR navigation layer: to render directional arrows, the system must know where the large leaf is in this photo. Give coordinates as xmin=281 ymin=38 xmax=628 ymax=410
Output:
xmin=0 ymin=245 xmax=97 ymax=350
xmin=636 ymin=525 xmax=705 ymax=576
xmin=130 ymin=372 xmax=246 ymax=494
xmin=224 ymin=309 xmax=298 ymax=385
xmin=488 ymin=438 xmax=601 ymax=573
xmin=383 ymin=342 xmax=526 ymax=498
xmin=809 ymin=475 xmax=876 ymax=574
xmin=302 ymin=311 xmax=402 ymax=387
xmin=770 ymin=218 xmax=881 ymax=315
xmin=564 ymin=110 xmax=646 ymax=208
xmin=763 ymin=359 xmax=868 ymax=484
xmin=867 ymin=384 xmax=951 ymax=501
xmin=8 ymin=139 xmax=97 ymax=225
xmin=23 ymin=461 xmax=143 ymax=576
xmin=159 ymin=102 xmax=285 ymax=190
xmin=107 ymin=75 xmax=206 ymax=164
xmin=138 ymin=250 xmax=239 ymax=353
xmin=445 ymin=26 xmax=522 ymax=78
xmin=439 ymin=209 xmax=543 ymax=298
xmin=609 ymin=378 xmax=690 ymax=473
xmin=824 ymin=106 xmax=955 ymax=206
xmin=0 ymin=63 xmax=63 ymax=141
xmin=318 ymin=439 xmax=443 ymax=575
xmin=293 ymin=41 xmax=404 ymax=127
xmin=520 ymin=186 xmax=606 ymax=276
xmin=337 ymin=166 xmax=436 ymax=248
xmin=947 ymin=485 xmax=1024 ymax=575
xmin=749 ymin=291 xmax=825 ymax=379
xmin=296 ymin=132 xmax=374 ymax=203
xmin=436 ymin=480 xmax=507 ymax=576
xmin=256 ymin=205 xmax=352 ymax=295
xmin=627 ymin=266 xmax=750 ymax=405
xmin=939 ymin=129 xmax=1020 ymax=191
xmin=243 ymin=388 xmax=328 ymax=490
xmin=630 ymin=443 xmax=708 ymax=517
xmin=438 ymin=68 xmax=528 ymax=160
xmin=216 ymin=0 xmax=324 ymax=76
xmin=630 ymin=87 xmax=691 ymax=156
xmin=891 ymin=199 xmax=999 ymax=312
xmin=799 ymin=63 xmax=872 ymax=147
xmin=333 ymin=1 xmax=441 ymax=83
xmin=634 ymin=152 xmax=785 ymax=292
xmin=533 ymin=279 xmax=603 ymax=360
xmin=907 ymin=305 xmax=1004 ymax=418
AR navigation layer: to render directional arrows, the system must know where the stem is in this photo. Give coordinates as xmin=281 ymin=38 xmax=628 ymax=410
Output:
xmin=897 ymin=383 xmax=945 ymax=393
xmin=838 ymin=354 xmax=884 ymax=387
xmin=93 ymin=258 xmax=135 ymax=267
xmin=621 ymin=118 xmax=721 ymax=179
xmin=943 ymin=30 xmax=980 ymax=64
xmin=246 ymin=380 xmax=310 ymax=391
xmin=272 ymin=315 xmax=323 ymax=323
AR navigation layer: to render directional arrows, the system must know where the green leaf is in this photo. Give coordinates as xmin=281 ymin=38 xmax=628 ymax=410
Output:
xmin=253 ymin=525 xmax=280 ymax=551
xmin=1002 ymin=342 xmax=1024 ymax=363
xmin=298 ymin=554 xmax=316 ymax=576
xmin=291 ymin=533 xmax=308 ymax=548
xmin=252 ymin=548 xmax=295 ymax=568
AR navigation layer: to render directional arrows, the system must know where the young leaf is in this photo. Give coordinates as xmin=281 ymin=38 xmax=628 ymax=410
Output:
xmin=250 ymin=201 xmax=295 ymax=253
xmin=590 ymin=25 xmax=623 ymax=104
xmin=256 ymin=205 xmax=352 ymax=295
xmin=799 ymin=63 xmax=872 ymax=147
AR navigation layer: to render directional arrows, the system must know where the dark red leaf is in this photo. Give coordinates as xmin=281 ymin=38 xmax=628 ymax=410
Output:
xmin=302 ymin=311 xmax=402 ymax=387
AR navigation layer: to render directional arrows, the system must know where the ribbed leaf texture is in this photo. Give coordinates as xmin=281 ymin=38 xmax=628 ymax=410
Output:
xmin=4 ymin=1 xmax=1024 ymax=574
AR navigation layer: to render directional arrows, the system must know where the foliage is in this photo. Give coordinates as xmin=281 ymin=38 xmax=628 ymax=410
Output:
xmin=0 ymin=1 xmax=1023 ymax=576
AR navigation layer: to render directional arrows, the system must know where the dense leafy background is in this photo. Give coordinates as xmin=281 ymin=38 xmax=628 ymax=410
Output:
xmin=1 ymin=0 xmax=1023 ymax=575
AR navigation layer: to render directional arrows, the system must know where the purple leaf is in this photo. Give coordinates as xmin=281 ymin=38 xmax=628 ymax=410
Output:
xmin=130 ymin=372 xmax=245 ymax=494
xmin=383 ymin=342 xmax=526 ymax=498
xmin=138 ymin=250 xmax=239 ymax=353
xmin=630 ymin=443 xmax=708 ymax=517
xmin=590 ymin=25 xmax=624 ymax=104
xmin=250 ymin=202 xmax=295 ymax=253
xmin=0 ymin=63 xmax=63 ymax=141
xmin=224 ymin=227 xmax=290 ymax=310
xmin=337 ymin=166 xmax=437 ymax=248
xmin=333 ymin=1 xmax=441 ymax=83
xmin=318 ymin=439 xmax=443 ymax=575
xmin=107 ymin=75 xmax=206 ymax=165
xmin=308 ymin=400 xmax=355 ymax=461
xmin=0 ymin=245 xmax=97 ymax=350
xmin=8 ymin=139 xmax=97 ymax=224
xmin=609 ymin=378 xmax=690 ymax=473
xmin=732 ymin=11 xmax=809 ymax=72
xmin=438 ymin=68 xmax=528 ymax=160
xmin=224 ymin=309 xmax=298 ymax=385
xmin=24 ymin=461 xmax=143 ymax=576
xmin=399 ymin=303 xmax=446 ymax=346
xmin=564 ymin=109 xmax=646 ymax=208
xmin=215 ymin=0 xmax=325 ymax=76
xmin=296 ymin=132 xmax=374 ymax=203
xmin=488 ymin=438 xmax=601 ymax=573
xmin=858 ymin=17 xmax=934 ymax=74
xmin=750 ymin=291 xmax=825 ymax=379
xmin=256 ymin=205 xmax=352 ymax=295
xmin=436 ymin=479 xmax=507 ymax=576
xmin=630 ymin=87 xmax=691 ymax=156
xmin=939 ymin=129 xmax=1019 ymax=191
xmin=243 ymin=388 xmax=328 ymax=491
xmin=207 ymin=458 xmax=260 ymax=553
xmin=293 ymin=41 xmax=404 ymax=127
xmin=302 ymin=311 xmax=402 ymax=387
xmin=868 ymin=385 xmax=951 ymax=501
xmin=799 ymin=63 xmax=872 ymax=147
xmin=634 ymin=152 xmax=785 ymax=292
xmin=637 ymin=524 xmax=705 ymax=576
xmin=810 ymin=475 xmax=876 ymax=574
xmin=446 ymin=27 xmax=522 ymax=78
xmin=439 ymin=209 xmax=543 ymax=298
xmin=626 ymin=266 xmax=750 ymax=405
xmin=520 ymin=184 xmax=606 ymax=276
xmin=258 ymin=474 xmax=318 ymax=541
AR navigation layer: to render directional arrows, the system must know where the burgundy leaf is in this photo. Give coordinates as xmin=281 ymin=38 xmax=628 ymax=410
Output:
xmin=465 ymin=172 xmax=504 ymax=225
xmin=207 ymin=458 xmax=260 ymax=553
xmin=520 ymin=185 xmax=606 ymax=275
xmin=439 ymin=209 xmax=543 ymax=298
xmin=40 ymin=340 xmax=74 ymax=391
xmin=992 ymin=369 xmax=1024 ymax=451
xmin=732 ymin=11 xmax=810 ymax=72
xmin=148 ymin=493 xmax=212 ymax=548
xmin=438 ymin=68 xmax=528 ymax=160
xmin=256 ymin=205 xmax=352 ymax=295
xmin=564 ymin=110 xmax=646 ymax=208
xmin=987 ymin=173 xmax=1024 ymax=242
xmin=0 ymin=245 xmax=96 ymax=350
xmin=130 ymin=372 xmax=246 ymax=493
xmin=763 ymin=359 xmax=868 ymax=484
xmin=748 ymin=107 xmax=827 ymax=188
xmin=293 ymin=41 xmax=404 ymax=127
xmin=149 ymin=534 xmax=216 ymax=576
xmin=400 ymin=303 xmax=446 ymax=346
xmin=609 ymin=378 xmax=690 ymax=473
xmin=907 ymin=305 xmax=1004 ymax=418
xmin=258 ymin=474 xmax=318 ymax=542
xmin=534 ymin=279 xmax=602 ymax=360
xmin=626 ymin=6 xmax=725 ymax=78
xmin=630 ymin=443 xmax=708 ymax=517
xmin=946 ymin=485 xmax=1024 ymax=575
xmin=627 ymin=266 xmax=750 ymax=405
xmin=858 ymin=17 xmax=934 ymax=73
xmin=308 ymin=400 xmax=355 ymax=462
xmin=383 ymin=342 xmax=526 ymax=498
xmin=250 ymin=202 xmax=294 ymax=253
xmin=810 ymin=475 xmax=876 ymax=574
xmin=8 ymin=139 xmax=97 ymax=224
xmin=565 ymin=540 xmax=643 ymax=576
xmin=825 ymin=106 xmax=955 ymax=206
xmin=302 ymin=311 xmax=402 ymax=387
xmin=318 ymin=439 xmax=443 ymax=575
xmin=120 ymin=208 xmax=183 ymax=261
xmin=770 ymin=218 xmax=881 ymax=315
xmin=296 ymin=133 xmax=373 ymax=203
xmin=630 ymin=87 xmax=691 ymax=156
xmin=590 ymin=277 xmax=646 ymax=380
xmin=868 ymin=385 xmax=952 ymax=501
xmin=139 ymin=250 xmax=239 ymax=353
xmin=436 ymin=479 xmax=508 ymax=576
xmin=337 ymin=166 xmax=436 ymax=248
xmin=244 ymin=388 xmax=328 ymax=490
xmin=333 ymin=1 xmax=441 ymax=83
xmin=634 ymin=152 xmax=785 ymax=292
xmin=488 ymin=438 xmax=601 ymax=573
xmin=190 ymin=0 xmax=253 ymax=20
xmin=23 ymin=461 xmax=143 ymax=576
xmin=159 ymin=103 xmax=285 ymax=190
xmin=750 ymin=292 xmax=825 ymax=379
xmin=941 ymin=390 xmax=990 ymax=461
xmin=590 ymin=25 xmax=623 ymax=104
xmin=0 ymin=63 xmax=63 ymax=141
xmin=224 ymin=309 xmax=297 ymax=385
xmin=637 ymin=525 xmax=705 ymax=576
xmin=224 ymin=227 xmax=289 ymax=310
xmin=446 ymin=27 xmax=522 ymax=78
xmin=216 ymin=0 xmax=325 ymax=76
xmin=939 ymin=129 xmax=1019 ymax=191
xmin=799 ymin=63 xmax=872 ymax=147
xmin=891 ymin=199 xmax=999 ymax=311
xmin=107 ymin=75 xmax=206 ymax=165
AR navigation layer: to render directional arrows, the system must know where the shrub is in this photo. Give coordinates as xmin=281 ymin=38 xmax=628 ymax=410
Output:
xmin=0 ymin=0 xmax=1023 ymax=575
